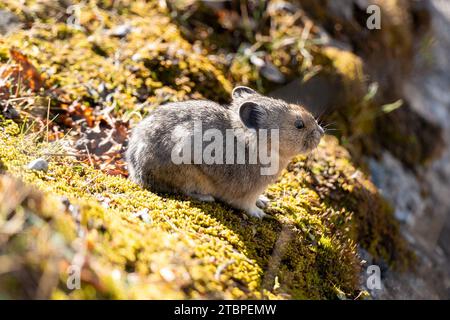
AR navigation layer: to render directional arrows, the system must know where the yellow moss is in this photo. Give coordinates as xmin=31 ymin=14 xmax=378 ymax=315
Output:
xmin=0 ymin=119 xmax=412 ymax=299
xmin=0 ymin=1 xmax=232 ymax=123
xmin=321 ymin=47 xmax=364 ymax=83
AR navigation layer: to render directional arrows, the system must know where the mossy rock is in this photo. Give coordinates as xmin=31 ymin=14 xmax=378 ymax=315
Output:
xmin=0 ymin=118 xmax=412 ymax=299
xmin=375 ymin=104 xmax=444 ymax=168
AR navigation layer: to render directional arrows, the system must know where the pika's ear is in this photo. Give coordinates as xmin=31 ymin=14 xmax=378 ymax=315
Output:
xmin=232 ymin=86 xmax=257 ymax=99
xmin=239 ymin=102 xmax=267 ymax=129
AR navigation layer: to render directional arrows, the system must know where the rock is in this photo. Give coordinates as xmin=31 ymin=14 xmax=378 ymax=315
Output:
xmin=269 ymin=76 xmax=341 ymax=116
xmin=375 ymin=103 xmax=444 ymax=168
xmin=1 ymin=103 xmax=20 ymax=120
xmin=0 ymin=10 xmax=21 ymax=35
xmin=27 ymin=158 xmax=48 ymax=172
xmin=260 ymin=61 xmax=286 ymax=84
xmin=245 ymin=49 xmax=286 ymax=84
xmin=110 ymin=24 xmax=131 ymax=38
xmin=366 ymin=0 xmax=450 ymax=299
xmin=267 ymin=1 xmax=298 ymax=14
xmin=369 ymin=152 xmax=424 ymax=225
xmin=132 ymin=208 xmax=152 ymax=224
xmin=249 ymin=54 xmax=265 ymax=68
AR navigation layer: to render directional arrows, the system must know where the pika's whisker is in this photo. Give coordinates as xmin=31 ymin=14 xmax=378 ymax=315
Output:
xmin=315 ymin=105 xmax=328 ymax=123
xmin=322 ymin=122 xmax=336 ymax=128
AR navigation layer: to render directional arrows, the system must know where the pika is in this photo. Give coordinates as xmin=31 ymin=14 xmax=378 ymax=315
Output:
xmin=126 ymin=86 xmax=324 ymax=218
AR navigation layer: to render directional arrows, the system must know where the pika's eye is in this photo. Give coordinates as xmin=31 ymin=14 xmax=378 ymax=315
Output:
xmin=295 ymin=119 xmax=305 ymax=129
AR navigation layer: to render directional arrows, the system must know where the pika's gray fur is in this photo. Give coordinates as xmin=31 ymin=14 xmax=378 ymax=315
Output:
xmin=126 ymin=86 xmax=324 ymax=218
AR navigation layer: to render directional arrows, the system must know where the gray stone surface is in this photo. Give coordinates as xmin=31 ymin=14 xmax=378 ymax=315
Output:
xmin=27 ymin=158 xmax=49 ymax=172
xmin=0 ymin=9 xmax=21 ymax=35
xmin=368 ymin=0 xmax=450 ymax=299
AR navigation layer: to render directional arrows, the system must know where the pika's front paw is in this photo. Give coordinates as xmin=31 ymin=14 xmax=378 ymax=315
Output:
xmin=246 ymin=207 xmax=267 ymax=219
xmin=256 ymin=195 xmax=270 ymax=209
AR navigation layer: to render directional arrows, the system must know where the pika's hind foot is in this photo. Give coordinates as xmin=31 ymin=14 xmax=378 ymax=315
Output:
xmin=188 ymin=193 xmax=215 ymax=203
xmin=256 ymin=195 xmax=270 ymax=209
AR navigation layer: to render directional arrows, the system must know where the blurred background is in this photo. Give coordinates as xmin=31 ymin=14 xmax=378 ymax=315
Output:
xmin=0 ymin=0 xmax=449 ymax=299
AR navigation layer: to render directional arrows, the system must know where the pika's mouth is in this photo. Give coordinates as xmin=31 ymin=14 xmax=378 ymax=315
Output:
xmin=303 ymin=130 xmax=322 ymax=152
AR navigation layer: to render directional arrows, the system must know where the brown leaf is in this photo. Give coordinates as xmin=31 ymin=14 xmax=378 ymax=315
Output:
xmin=10 ymin=48 xmax=45 ymax=91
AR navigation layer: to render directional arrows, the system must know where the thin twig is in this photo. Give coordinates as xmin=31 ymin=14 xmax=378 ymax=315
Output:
xmin=84 ymin=145 xmax=94 ymax=167
xmin=42 ymin=152 xmax=89 ymax=158
xmin=46 ymin=98 xmax=51 ymax=144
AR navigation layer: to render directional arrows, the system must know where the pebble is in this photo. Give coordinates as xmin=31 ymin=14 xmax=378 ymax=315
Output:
xmin=260 ymin=61 xmax=286 ymax=83
xmin=2 ymin=104 xmax=20 ymax=120
xmin=0 ymin=9 xmax=22 ymax=35
xmin=132 ymin=208 xmax=152 ymax=224
xmin=27 ymin=158 xmax=48 ymax=172
xmin=111 ymin=24 xmax=131 ymax=38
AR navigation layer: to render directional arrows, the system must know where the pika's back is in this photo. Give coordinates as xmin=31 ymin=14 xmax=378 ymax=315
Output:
xmin=133 ymin=100 xmax=232 ymax=136
xmin=126 ymin=99 xmax=234 ymax=182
